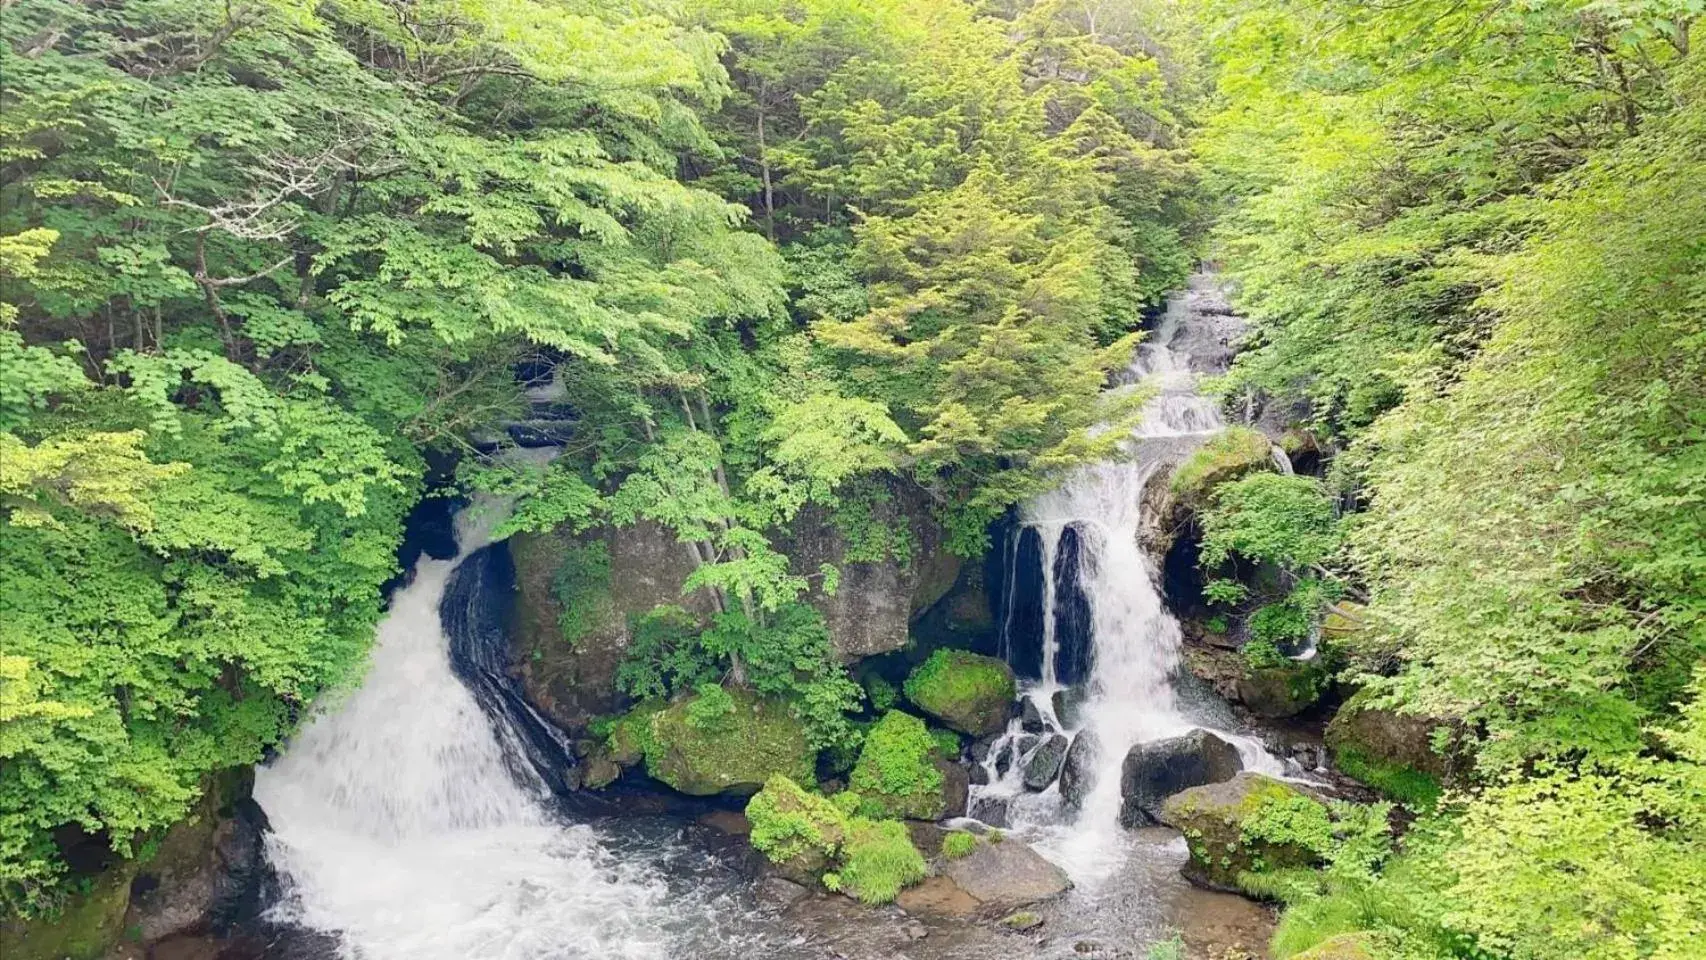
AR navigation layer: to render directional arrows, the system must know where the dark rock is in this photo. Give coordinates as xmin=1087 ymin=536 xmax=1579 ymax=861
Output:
xmin=1234 ymin=662 xmax=1327 ymax=719
xmin=1058 ymin=731 xmax=1099 ymax=809
xmin=969 ymin=735 xmax=998 ymax=763
xmin=126 ymin=770 xmax=266 ymax=943
xmin=905 ymin=822 xmax=948 ymax=858
xmin=969 ymin=763 xmax=990 ymax=787
xmin=1022 ymin=734 xmax=1069 ymax=791
xmin=994 ymin=740 xmax=1015 ymax=777
xmin=1051 ymin=687 xmax=1088 ymax=730
xmin=1017 ymin=734 xmax=1040 ymax=756
xmin=939 ymin=761 xmax=970 ymax=819
xmin=1119 ymin=729 xmax=1242 ymax=827
xmin=1020 ymin=698 xmax=1047 ymax=734
xmin=969 ymin=796 xmax=1011 ymax=828
xmin=757 ymin=877 xmax=810 ymax=911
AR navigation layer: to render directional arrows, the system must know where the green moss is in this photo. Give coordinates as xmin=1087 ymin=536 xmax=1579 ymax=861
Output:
xmin=849 ymin=711 xmax=946 ymax=819
xmin=640 ymin=688 xmax=814 ymax=795
xmin=942 ymin=830 xmax=978 ymax=859
xmin=1170 ymin=426 xmax=1273 ymax=497
xmin=863 ymin=674 xmax=898 ymax=713
xmin=551 ymin=540 xmax=613 ymax=647
xmin=0 ymin=862 xmax=135 ymax=960
xmin=903 ymin=649 xmax=1015 ymax=736
xmin=928 ymin=727 xmax=962 ymax=760
xmin=1000 ymin=910 xmax=1042 ymax=930
xmin=605 ymin=700 xmax=663 ymax=765
xmin=1333 ymin=746 xmax=1441 ymax=808
xmin=746 ymin=775 xmax=848 ymax=866
xmin=838 ymin=817 xmax=927 ymax=904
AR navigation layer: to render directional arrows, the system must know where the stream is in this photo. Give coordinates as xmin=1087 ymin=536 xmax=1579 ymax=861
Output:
xmin=244 ymin=274 xmax=1285 ymax=959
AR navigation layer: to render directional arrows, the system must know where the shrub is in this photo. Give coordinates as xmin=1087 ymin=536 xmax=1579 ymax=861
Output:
xmin=942 ymin=831 xmax=978 ymax=859
xmin=685 ymin=681 xmax=736 ymax=730
xmin=1171 ymin=426 xmax=1274 ymax=497
xmin=838 ymin=818 xmax=927 ymax=904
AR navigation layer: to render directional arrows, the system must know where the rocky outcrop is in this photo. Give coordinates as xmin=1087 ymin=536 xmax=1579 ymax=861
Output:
xmin=778 ymin=481 xmax=959 ymax=660
xmin=124 ymin=770 xmax=267 ymax=944
xmin=1140 ymin=427 xmax=1277 ymax=558
xmin=509 ymin=519 xmax=714 ymax=733
xmin=903 ymin=650 xmax=1016 ymax=737
xmin=1158 ymin=773 xmax=1326 ymax=895
xmin=1235 ymin=661 xmax=1329 ymax=719
xmin=0 ymin=859 xmax=135 ymax=960
xmin=1121 ymin=729 xmax=1243 ymax=826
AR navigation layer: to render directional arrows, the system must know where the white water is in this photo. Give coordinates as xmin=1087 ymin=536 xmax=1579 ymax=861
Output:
xmin=254 ymin=483 xmax=681 ymax=960
xmin=972 ymin=276 xmax=1287 ymax=885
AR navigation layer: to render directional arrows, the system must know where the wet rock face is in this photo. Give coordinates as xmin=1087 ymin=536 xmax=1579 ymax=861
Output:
xmin=509 ymin=519 xmax=713 ymax=733
xmin=1022 ymin=734 xmax=1069 ymax=791
xmin=1051 ymin=687 xmax=1087 ymax=730
xmin=1058 ymin=730 xmax=1100 ymax=808
xmin=1119 ymin=729 xmax=1243 ymax=827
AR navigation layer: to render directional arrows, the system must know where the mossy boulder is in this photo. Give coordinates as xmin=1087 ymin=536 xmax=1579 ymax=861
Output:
xmin=850 ymin=711 xmax=949 ymax=820
xmin=904 ymin=650 xmax=1016 ymax=737
xmin=1325 ymin=690 xmax=1449 ymax=806
xmin=746 ymin=775 xmax=849 ymax=884
xmin=1235 ymin=660 xmax=1329 ymax=719
xmin=1158 ymin=772 xmax=1328 ymax=896
xmin=1169 ymin=427 xmax=1275 ymax=502
xmin=0 ymin=861 xmax=136 ymax=960
xmin=630 ymin=689 xmax=814 ymax=796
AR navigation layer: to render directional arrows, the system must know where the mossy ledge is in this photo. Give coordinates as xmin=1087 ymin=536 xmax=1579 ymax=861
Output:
xmin=903 ymin=649 xmax=1016 ymax=737
xmin=620 ymin=688 xmax=814 ymax=796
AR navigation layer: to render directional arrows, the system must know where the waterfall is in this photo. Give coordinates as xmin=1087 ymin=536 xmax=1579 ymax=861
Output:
xmin=253 ymin=474 xmax=681 ymax=959
xmin=970 ymin=274 xmax=1285 ymax=884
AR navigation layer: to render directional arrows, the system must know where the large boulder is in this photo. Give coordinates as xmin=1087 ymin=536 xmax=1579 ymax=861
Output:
xmin=1120 ymin=729 xmax=1242 ymax=827
xmin=849 ymin=711 xmax=950 ymax=820
xmin=1325 ymin=690 xmax=1451 ymax=805
xmin=633 ymin=689 xmax=814 ymax=796
xmin=903 ymin=650 xmax=1016 ymax=737
xmin=935 ymin=836 xmax=1071 ymax=913
xmin=1158 ymin=773 xmax=1327 ymax=895
xmin=777 ymin=480 xmax=957 ymax=660
xmin=1058 ymin=730 xmax=1099 ymax=808
xmin=1142 ymin=427 xmax=1276 ymax=556
xmin=1022 ymin=734 xmax=1069 ymax=791
xmin=509 ymin=519 xmax=715 ymax=732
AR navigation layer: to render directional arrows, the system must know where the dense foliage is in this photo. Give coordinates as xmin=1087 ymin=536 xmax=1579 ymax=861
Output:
xmin=1197 ymin=1 xmax=1706 ymax=956
xmin=1 ymin=0 xmax=1191 ymax=912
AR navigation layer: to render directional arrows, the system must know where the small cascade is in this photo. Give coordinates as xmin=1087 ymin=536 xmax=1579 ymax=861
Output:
xmin=253 ymin=455 xmax=684 ymax=959
xmin=969 ymin=274 xmax=1291 ymax=884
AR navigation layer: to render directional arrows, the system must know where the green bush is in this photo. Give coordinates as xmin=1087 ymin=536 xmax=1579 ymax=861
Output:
xmin=942 ymin=830 xmax=977 ymax=859
xmin=685 ymin=682 xmax=736 ymax=731
xmin=849 ymin=711 xmax=946 ymax=819
xmin=864 ymin=674 xmax=898 ymax=712
xmin=1171 ymin=427 xmax=1274 ymax=497
xmin=1199 ymin=473 xmax=1341 ymax=570
xmin=838 ymin=818 xmax=927 ymax=904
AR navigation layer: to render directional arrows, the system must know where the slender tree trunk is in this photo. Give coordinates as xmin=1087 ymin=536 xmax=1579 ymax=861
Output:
xmin=757 ymin=82 xmax=775 ymax=241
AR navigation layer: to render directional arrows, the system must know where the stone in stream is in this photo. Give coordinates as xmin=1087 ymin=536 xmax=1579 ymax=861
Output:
xmin=969 ymin=796 xmax=1011 ymax=828
xmin=938 ymin=837 xmax=1071 ymax=912
xmin=1051 ymin=687 xmax=1088 ymax=730
xmin=1020 ymin=698 xmax=1049 ymax=734
xmin=939 ymin=761 xmax=970 ymax=819
xmin=993 ymin=740 xmax=1015 ymax=777
xmin=1022 ymin=734 xmax=1069 ymax=790
xmin=1119 ymin=729 xmax=1242 ymax=827
xmin=1058 ymin=730 xmax=1099 ymax=808
xmin=969 ymin=734 xmax=998 ymax=763
xmin=968 ymin=762 xmax=990 ymax=786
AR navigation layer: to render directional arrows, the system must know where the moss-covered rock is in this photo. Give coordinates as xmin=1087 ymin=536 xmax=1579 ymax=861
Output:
xmin=1158 ymin=772 xmax=1329 ymax=896
xmin=746 ymin=775 xmax=849 ymax=884
xmin=850 ymin=711 xmax=948 ymax=820
xmin=0 ymin=861 xmax=136 ymax=960
xmin=1324 ymin=690 xmax=1449 ymax=806
xmin=1169 ymin=427 xmax=1275 ymax=501
xmin=634 ymin=688 xmax=814 ymax=796
xmin=1235 ymin=660 xmax=1329 ymax=719
xmin=903 ymin=650 xmax=1015 ymax=737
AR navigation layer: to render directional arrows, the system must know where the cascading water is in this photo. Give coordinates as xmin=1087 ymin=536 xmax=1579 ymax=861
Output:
xmin=970 ymin=274 xmax=1288 ymax=884
xmin=253 ymin=461 xmax=703 ymax=960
